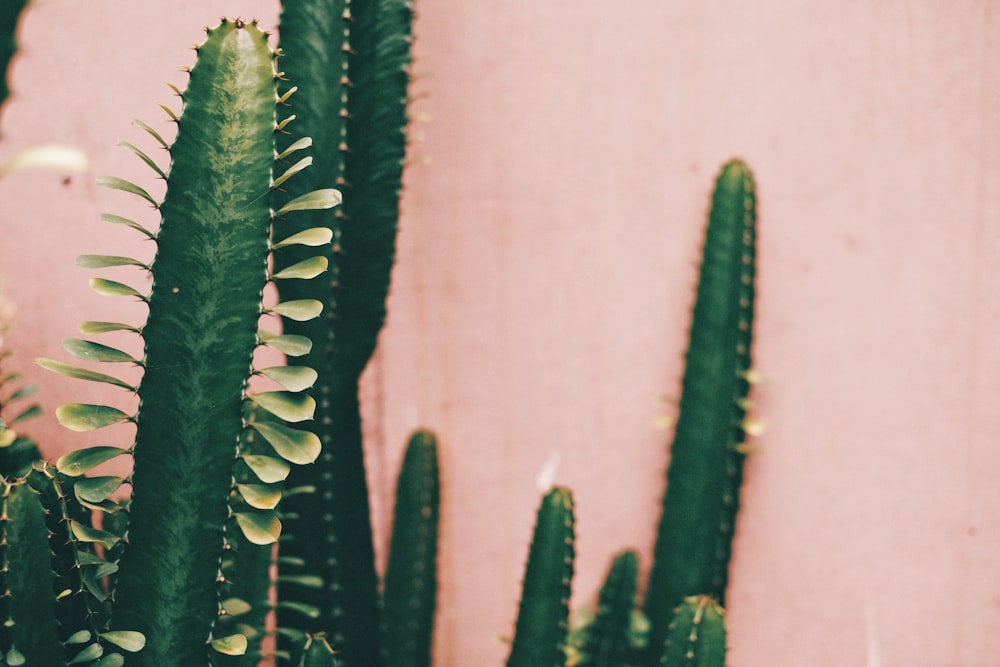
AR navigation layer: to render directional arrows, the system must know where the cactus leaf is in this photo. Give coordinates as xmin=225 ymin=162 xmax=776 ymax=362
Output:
xmin=241 ymin=454 xmax=291 ymax=483
xmin=236 ymin=483 xmax=282 ymax=510
xmin=63 ymin=338 xmax=138 ymax=364
xmin=250 ymin=421 xmax=321 ymax=465
xmin=78 ymin=320 xmax=140 ymax=334
xmin=270 ymin=299 xmax=323 ymax=321
xmin=93 ymin=655 xmax=126 ymax=667
xmin=277 ymin=137 xmax=313 ymax=161
xmin=272 ymin=227 xmax=334 ymax=249
xmin=118 ymin=140 xmax=167 ymax=179
xmin=100 ymin=213 xmax=156 ymax=239
xmin=258 ymin=365 xmax=318 ymax=392
xmin=234 ymin=511 xmax=282 ymax=545
xmin=258 ymin=331 xmax=313 ymax=357
xmin=55 ymin=403 xmax=130 ymax=431
xmin=278 ymin=574 xmax=324 ymax=589
xmin=36 ymin=358 xmax=135 ymax=390
xmin=272 ymin=156 xmax=313 ymax=189
xmin=274 ymin=189 xmax=342 ymax=217
xmin=278 ymin=601 xmax=322 ymax=619
xmin=220 ymin=597 xmax=253 ymax=617
xmin=76 ymin=254 xmax=149 ymax=270
xmin=67 ymin=630 xmax=93 ymax=645
xmin=272 ymin=256 xmax=328 ymax=280
xmin=89 ymin=277 xmax=146 ymax=299
xmin=56 ymin=403 xmax=130 ymax=431
xmin=74 ymin=476 xmax=126 ymax=504
xmin=211 ymin=634 xmax=249 ymax=656
xmin=56 ymin=446 xmax=129 ymax=476
xmin=100 ymin=631 xmax=146 ymax=653
xmin=251 ymin=391 xmax=316 ymax=423
xmin=132 ymin=119 xmax=169 ymax=150
xmin=96 ymin=176 xmax=158 ymax=207
xmin=9 ymin=404 xmax=40 ymax=424
xmin=69 ymin=520 xmax=121 ymax=549
xmin=68 ymin=643 xmax=103 ymax=663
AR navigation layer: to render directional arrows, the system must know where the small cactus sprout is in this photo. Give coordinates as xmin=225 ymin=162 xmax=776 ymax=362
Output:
xmin=659 ymin=596 xmax=727 ymax=667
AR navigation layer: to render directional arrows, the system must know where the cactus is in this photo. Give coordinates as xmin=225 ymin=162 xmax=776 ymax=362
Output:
xmin=380 ymin=430 xmax=440 ymax=667
xmin=639 ymin=159 xmax=756 ymax=665
xmin=0 ymin=0 xmax=28 ymax=120
xmin=37 ymin=18 xmax=340 ymax=665
xmin=659 ymin=596 xmax=727 ymax=667
xmin=272 ymin=0 xmax=416 ymax=663
xmin=507 ymin=486 xmax=576 ymax=667
xmin=569 ymin=550 xmax=645 ymax=667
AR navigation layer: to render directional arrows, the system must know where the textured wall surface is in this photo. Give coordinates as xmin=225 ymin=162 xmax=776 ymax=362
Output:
xmin=1 ymin=1 xmax=998 ymax=665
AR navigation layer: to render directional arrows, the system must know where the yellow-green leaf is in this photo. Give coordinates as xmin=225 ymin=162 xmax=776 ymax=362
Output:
xmin=274 ymin=188 xmax=342 ymax=216
xmin=272 ymin=227 xmax=333 ymax=249
xmin=271 ymin=156 xmax=312 ymax=189
xmin=78 ymin=321 xmax=139 ymax=334
xmin=258 ymin=366 xmax=317 ymax=392
xmin=100 ymin=213 xmax=155 ymax=239
xmin=251 ymin=391 xmax=315 ymax=423
xmin=251 ymin=421 xmax=321 ymax=465
xmin=241 ymin=454 xmax=291 ymax=483
xmin=92 ymin=655 xmax=125 ymax=667
xmin=272 ymin=256 xmax=328 ymax=280
xmin=63 ymin=338 xmax=138 ymax=363
xmin=258 ymin=332 xmax=312 ymax=357
xmin=56 ymin=404 xmax=130 ymax=431
xmin=234 ymin=512 xmax=281 ymax=545
xmin=220 ymin=597 xmax=253 ymax=617
xmin=99 ymin=631 xmax=146 ymax=653
xmin=76 ymin=254 xmax=147 ymax=269
xmin=269 ymin=299 xmax=323 ymax=321
xmin=276 ymin=137 xmax=312 ymax=160
xmin=90 ymin=278 xmax=145 ymax=299
xmin=118 ymin=140 xmax=166 ymax=179
xmin=237 ymin=483 xmax=282 ymax=510
xmin=68 ymin=643 xmax=103 ymax=664
xmin=56 ymin=446 xmax=129 ymax=476
xmin=96 ymin=176 xmax=157 ymax=207
xmin=37 ymin=358 xmax=135 ymax=390
xmin=211 ymin=634 xmax=248 ymax=656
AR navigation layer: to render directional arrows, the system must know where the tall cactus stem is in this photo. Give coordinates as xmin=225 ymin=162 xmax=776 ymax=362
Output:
xmin=108 ymin=21 xmax=282 ymax=664
xmin=642 ymin=160 xmax=756 ymax=665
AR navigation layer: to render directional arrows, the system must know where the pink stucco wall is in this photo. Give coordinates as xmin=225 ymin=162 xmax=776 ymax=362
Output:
xmin=1 ymin=1 xmax=998 ymax=665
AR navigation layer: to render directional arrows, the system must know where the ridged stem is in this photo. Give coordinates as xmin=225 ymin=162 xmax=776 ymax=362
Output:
xmin=507 ymin=486 xmax=575 ymax=667
xmin=379 ymin=430 xmax=440 ymax=667
xmin=659 ymin=596 xmax=726 ymax=666
xmin=578 ymin=550 xmax=640 ymax=667
xmin=642 ymin=160 xmax=756 ymax=666
xmin=109 ymin=21 xmax=277 ymax=665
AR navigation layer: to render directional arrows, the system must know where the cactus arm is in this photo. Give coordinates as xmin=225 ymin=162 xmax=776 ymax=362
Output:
xmin=659 ymin=596 xmax=726 ymax=667
xmin=642 ymin=160 xmax=756 ymax=665
xmin=106 ymin=20 xmax=279 ymax=664
xmin=507 ymin=486 xmax=576 ymax=667
xmin=575 ymin=550 xmax=641 ymax=667
xmin=380 ymin=430 xmax=440 ymax=667
xmin=273 ymin=1 xmax=413 ymax=663
xmin=1 ymin=478 xmax=63 ymax=665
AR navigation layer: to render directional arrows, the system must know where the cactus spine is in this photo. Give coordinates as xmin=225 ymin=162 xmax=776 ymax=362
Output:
xmin=641 ymin=159 xmax=756 ymax=665
xmin=507 ymin=486 xmax=576 ymax=667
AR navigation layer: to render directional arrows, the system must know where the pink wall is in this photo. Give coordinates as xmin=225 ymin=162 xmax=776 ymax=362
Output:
xmin=1 ymin=1 xmax=998 ymax=665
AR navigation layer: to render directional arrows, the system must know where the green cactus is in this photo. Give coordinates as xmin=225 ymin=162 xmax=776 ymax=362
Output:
xmin=640 ymin=159 xmax=756 ymax=666
xmin=507 ymin=486 xmax=576 ymax=667
xmin=569 ymin=549 xmax=646 ymax=667
xmin=37 ymin=19 xmax=340 ymax=665
xmin=272 ymin=0 xmax=416 ymax=663
xmin=659 ymin=596 xmax=727 ymax=667
xmin=0 ymin=0 xmax=28 ymax=119
xmin=380 ymin=430 xmax=440 ymax=667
